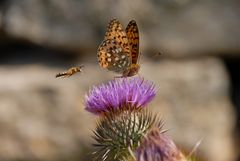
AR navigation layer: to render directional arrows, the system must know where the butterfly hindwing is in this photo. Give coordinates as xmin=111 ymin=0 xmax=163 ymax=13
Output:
xmin=97 ymin=39 xmax=131 ymax=73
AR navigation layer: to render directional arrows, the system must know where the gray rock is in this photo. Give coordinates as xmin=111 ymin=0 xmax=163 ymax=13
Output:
xmin=141 ymin=57 xmax=236 ymax=161
xmin=1 ymin=0 xmax=240 ymax=56
xmin=0 ymin=65 xmax=98 ymax=161
xmin=0 ymin=56 xmax=236 ymax=161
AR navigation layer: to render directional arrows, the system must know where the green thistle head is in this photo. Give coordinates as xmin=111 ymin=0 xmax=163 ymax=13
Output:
xmin=92 ymin=108 xmax=163 ymax=161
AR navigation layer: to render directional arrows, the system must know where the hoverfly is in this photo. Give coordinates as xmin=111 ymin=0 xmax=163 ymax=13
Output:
xmin=55 ymin=65 xmax=84 ymax=78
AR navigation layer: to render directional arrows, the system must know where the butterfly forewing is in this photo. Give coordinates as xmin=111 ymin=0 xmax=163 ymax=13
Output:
xmin=98 ymin=39 xmax=131 ymax=73
xmin=126 ymin=20 xmax=139 ymax=65
xmin=104 ymin=19 xmax=131 ymax=57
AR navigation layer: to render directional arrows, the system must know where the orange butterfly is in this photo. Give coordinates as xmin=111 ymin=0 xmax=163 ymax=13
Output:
xmin=97 ymin=19 xmax=140 ymax=77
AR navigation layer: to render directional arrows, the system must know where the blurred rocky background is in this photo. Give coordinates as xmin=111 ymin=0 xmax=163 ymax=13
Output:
xmin=0 ymin=0 xmax=239 ymax=161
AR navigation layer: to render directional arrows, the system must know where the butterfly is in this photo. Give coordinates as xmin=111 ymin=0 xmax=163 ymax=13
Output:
xmin=55 ymin=66 xmax=84 ymax=78
xmin=97 ymin=19 xmax=140 ymax=77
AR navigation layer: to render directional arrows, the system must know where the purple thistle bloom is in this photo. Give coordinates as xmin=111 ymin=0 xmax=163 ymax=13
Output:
xmin=136 ymin=128 xmax=186 ymax=161
xmin=85 ymin=77 xmax=156 ymax=114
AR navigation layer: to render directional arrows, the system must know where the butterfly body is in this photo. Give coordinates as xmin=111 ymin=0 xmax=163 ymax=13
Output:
xmin=55 ymin=66 xmax=84 ymax=78
xmin=97 ymin=19 xmax=140 ymax=77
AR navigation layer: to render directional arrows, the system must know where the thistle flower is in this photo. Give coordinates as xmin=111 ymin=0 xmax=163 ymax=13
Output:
xmin=85 ymin=77 xmax=156 ymax=114
xmin=136 ymin=128 xmax=187 ymax=161
xmin=93 ymin=109 xmax=164 ymax=161
xmin=85 ymin=77 xmax=161 ymax=160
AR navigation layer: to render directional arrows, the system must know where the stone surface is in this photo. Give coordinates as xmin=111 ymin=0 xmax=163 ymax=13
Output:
xmin=1 ymin=0 xmax=240 ymax=56
xmin=142 ymin=57 xmax=236 ymax=161
xmin=0 ymin=56 xmax=236 ymax=161
xmin=0 ymin=65 xmax=97 ymax=161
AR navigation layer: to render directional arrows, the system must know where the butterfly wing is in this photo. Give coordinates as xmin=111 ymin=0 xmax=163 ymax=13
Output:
xmin=97 ymin=19 xmax=132 ymax=73
xmin=104 ymin=19 xmax=131 ymax=58
xmin=125 ymin=20 xmax=139 ymax=65
xmin=97 ymin=39 xmax=131 ymax=73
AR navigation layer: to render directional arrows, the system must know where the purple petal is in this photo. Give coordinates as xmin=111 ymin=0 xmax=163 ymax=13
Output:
xmin=136 ymin=128 xmax=185 ymax=161
xmin=85 ymin=77 xmax=156 ymax=114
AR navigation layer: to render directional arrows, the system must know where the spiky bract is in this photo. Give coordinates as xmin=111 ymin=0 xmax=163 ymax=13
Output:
xmin=93 ymin=108 xmax=164 ymax=161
